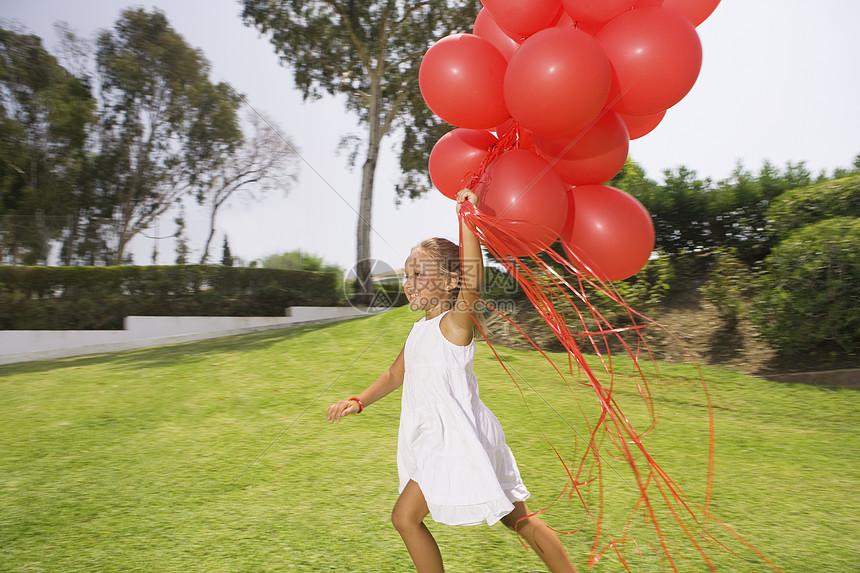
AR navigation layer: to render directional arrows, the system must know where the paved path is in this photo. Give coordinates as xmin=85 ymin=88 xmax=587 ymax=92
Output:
xmin=767 ymin=368 xmax=860 ymax=388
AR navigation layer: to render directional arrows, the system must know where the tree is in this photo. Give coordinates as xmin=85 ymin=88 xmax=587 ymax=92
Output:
xmin=196 ymin=110 xmax=299 ymax=263
xmin=221 ymin=235 xmax=233 ymax=266
xmin=0 ymin=27 xmax=95 ymax=264
xmin=757 ymin=159 xmax=810 ymax=200
xmin=260 ymin=250 xmax=325 ymax=271
xmin=89 ymin=8 xmax=243 ymax=264
xmin=612 ymin=158 xmax=823 ymax=265
xmin=174 ymin=207 xmax=189 ymax=265
xmin=241 ymin=0 xmax=481 ymax=301
xmin=612 ymin=161 xmax=713 ymax=258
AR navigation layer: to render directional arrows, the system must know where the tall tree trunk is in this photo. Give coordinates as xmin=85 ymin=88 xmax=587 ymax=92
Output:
xmin=354 ymin=77 xmax=383 ymax=305
xmin=200 ymin=204 xmax=219 ymax=265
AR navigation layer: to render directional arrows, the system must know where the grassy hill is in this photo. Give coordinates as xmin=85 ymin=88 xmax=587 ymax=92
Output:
xmin=1 ymin=307 xmax=858 ymax=571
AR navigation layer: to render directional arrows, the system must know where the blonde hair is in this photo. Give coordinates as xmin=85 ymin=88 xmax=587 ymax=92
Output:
xmin=411 ymin=237 xmax=461 ymax=304
xmin=411 ymin=237 xmax=489 ymax=338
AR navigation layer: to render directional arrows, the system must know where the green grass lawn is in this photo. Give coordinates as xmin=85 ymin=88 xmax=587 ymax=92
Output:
xmin=1 ymin=306 xmax=858 ymax=572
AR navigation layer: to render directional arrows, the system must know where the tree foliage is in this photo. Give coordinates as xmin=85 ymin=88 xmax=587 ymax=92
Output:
xmin=240 ymin=0 xmax=481 ymax=298
xmin=88 ymin=8 xmax=243 ymax=264
xmin=259 ymin=249 xmax=340 ymax=274
xmin=2 ymin=12 xmax=297 ymax=267
xmin=221 ymin=236 xmax=233 ymax=267
xmin=609 ymin=158 xmax=859 ymax=358
xmin=196 ymin=111 xmax=299 ymax=264
xmin=612 ymin=158 xmax=820 ymax=264
xmin=0 ymin=28 xmax=95 ymax=264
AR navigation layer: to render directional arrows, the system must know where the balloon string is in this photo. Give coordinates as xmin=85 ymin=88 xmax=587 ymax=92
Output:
xmin=457 ymin=201 xmax=783 ymax=572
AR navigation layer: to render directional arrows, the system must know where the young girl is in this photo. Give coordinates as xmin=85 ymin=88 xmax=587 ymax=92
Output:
xmin=327 ymin=189 xmax=576 ymax=573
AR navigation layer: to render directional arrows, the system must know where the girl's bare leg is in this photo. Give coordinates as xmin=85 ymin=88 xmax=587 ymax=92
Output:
xmin=501 ymin=502 xmax=578 ymax=573
xmin=391 ymin=480 xmax=444 ymax=573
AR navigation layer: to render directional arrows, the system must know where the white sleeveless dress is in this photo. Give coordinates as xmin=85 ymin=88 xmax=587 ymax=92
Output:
xmin=397 ymin=310 xmax=530 ymax=526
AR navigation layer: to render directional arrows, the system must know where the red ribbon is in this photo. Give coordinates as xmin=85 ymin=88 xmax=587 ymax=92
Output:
xmin=457 ymin=198 xmax=782 ymax=572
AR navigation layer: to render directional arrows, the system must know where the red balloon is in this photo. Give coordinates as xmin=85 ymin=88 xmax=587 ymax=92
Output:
xmin=661 ymin=0 xmax=720 ymax=26
xmin=504 ymin=27 xmax=612 ymax=137
xmin=476 ymin=149 xmax=569 ymax=256
xmin=561 ymin=185 xmax=654 ymax=281
xmin=534 ymin=111 xmax=629 ymax=185
xmin=618 ymin=109 xmax=666 ymax=139
xmin=429 ymin=129 xmax=498 ymax=199
xmin=419 ymin=34 xmax=510 ymax=129
xmin=597 ymin=7 xmax=702 ymax=116
xmin=562 ymin=0 xmax=636 ymax=26
xmin=481 ymin=0 xmax=563 ymax=38
xmin=634 ymin=0 xmax=663 ymax=6
xmin=473 ymin=8 xmax=522 ymax=62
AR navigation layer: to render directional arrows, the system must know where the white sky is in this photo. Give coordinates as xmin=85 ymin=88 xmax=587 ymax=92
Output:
xmin=2 ymin=0 xmax=859 ymax=271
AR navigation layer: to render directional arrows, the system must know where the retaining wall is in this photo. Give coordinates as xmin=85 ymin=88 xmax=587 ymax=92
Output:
xmin=0 ymin=306 xmax=382 ymax=365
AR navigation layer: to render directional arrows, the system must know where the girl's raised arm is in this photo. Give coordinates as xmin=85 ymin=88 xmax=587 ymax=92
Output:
xmin=445 ymin=189 xmax=484 ymax=342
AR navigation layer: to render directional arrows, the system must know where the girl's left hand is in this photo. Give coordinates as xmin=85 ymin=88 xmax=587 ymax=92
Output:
xmin=326 ymin=399 xmax=360 ymax=423
xmin=456 ymin=188 xmax=479 ymax=210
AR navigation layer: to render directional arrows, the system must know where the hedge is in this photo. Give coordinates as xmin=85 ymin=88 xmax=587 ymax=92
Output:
xmin=751 ymin=217 xmax=859 ymax=355
xmin=767 ymin=174 xmax=860 ymax=239
xmin=0 ymin=265 xmax=341 ymax=330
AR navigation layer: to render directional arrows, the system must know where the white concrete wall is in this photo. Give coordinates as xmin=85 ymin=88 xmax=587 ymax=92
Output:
xmin=0 ymin=306 xmax=384 ymax=365
xmin=123 ymin=316 xmax=296 ymax=338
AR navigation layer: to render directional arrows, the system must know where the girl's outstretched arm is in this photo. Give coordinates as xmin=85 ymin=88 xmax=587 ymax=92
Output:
xmin=327 ymin=345 xmax=405 ymax=423
xmin=444 ymin=189 xmax=484 ymax=344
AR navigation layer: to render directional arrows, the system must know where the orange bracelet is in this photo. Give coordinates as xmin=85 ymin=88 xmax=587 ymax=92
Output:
xmin=348 ymin=397 xmax=364 ymax=413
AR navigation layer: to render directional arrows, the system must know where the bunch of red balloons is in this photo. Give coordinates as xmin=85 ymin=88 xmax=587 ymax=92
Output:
xmin=420 ymin=0 xmax=719 ymax=281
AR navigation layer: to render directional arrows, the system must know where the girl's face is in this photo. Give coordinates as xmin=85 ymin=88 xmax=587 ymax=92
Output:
xmin=403 ymin=251 xmax=456 ymax=313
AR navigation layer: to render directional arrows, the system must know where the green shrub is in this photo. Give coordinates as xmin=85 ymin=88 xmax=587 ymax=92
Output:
xmin=374 ymin=282 xmax=406 ymax=308
xmin=0 ymin=265 xmax=342 ymax=330
xmin=612 ymin=253 xmax=673 ymax=313
xmin=767 ymin=174 xmax=860 ymax=239
xmin=700 ymin=248 xmax=753 ymax=326
xmin=751 ymin=217 xmax=859 ymax=355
